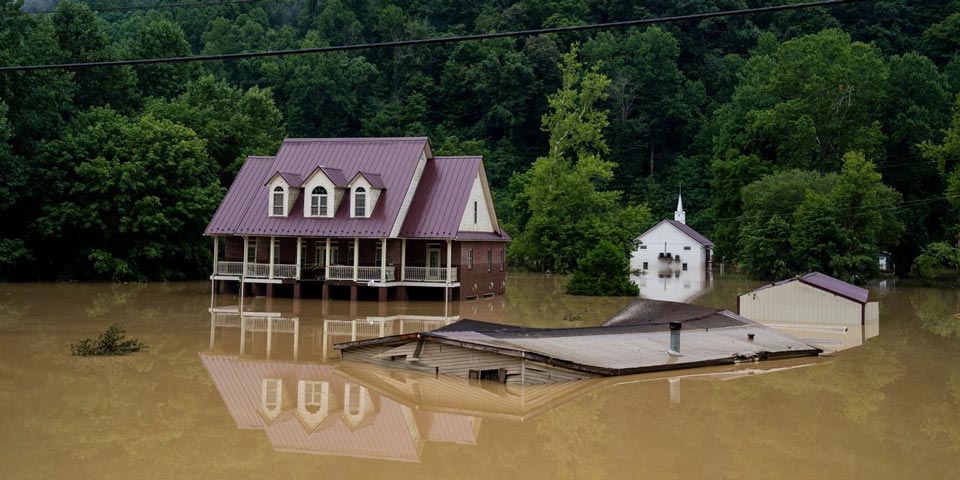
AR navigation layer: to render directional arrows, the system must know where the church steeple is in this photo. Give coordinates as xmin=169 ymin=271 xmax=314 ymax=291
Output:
xmin=674 ymin=190 xmax=686 ymax=224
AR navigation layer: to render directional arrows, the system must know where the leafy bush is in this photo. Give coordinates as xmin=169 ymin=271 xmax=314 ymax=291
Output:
xmin=71 ymin=324 xmax=147 ymax=356
xmin=566 ymin=240 xmax=639 ymax=296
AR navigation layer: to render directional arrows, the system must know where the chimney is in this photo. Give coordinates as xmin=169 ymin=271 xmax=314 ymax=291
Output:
xmin=669 ymin=322 xmax=682 ymax=355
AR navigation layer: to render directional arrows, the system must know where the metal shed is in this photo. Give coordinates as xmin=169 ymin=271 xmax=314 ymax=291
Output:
xmin=737 ymin=272 xmax=880 ymax=327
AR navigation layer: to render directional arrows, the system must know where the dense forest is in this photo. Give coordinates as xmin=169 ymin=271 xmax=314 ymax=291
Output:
xmin=2 ymin=0 xmax=960 ymax=283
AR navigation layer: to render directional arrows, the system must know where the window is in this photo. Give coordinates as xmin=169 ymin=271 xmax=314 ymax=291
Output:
xmin=642 ymin=262 xmax=648 ymax=270
xmin=640 ymin=245 xmax=647 ymax=250
xmin=354 ymin=187 xmax=366 ymax=217
xmin=499 ymin=249 xmax=505 ymax=271
xmin=347 ymin=241 xmax=355 ymax=264
xmin=272 ymin=186 xmax=284 ymax=216
xmin=272 ymin=239 xmax=280 ymax=264
xmin=467 ymin=248 xmax=474 ymax=270
xmin=300 ymin=241 xmax=306 ymax=265
xmin=683 ymin=246 xmax=691 ymax=251
xmin=473 ymin=201 xmax=478 ymax=224
xmin=246 ymin=240 xmax=257 ymax=263
xmin=682 ymin=263 xmax=688 ymax=271
xmin=375 ymin=241 xmax=383 ymax=266
xmin=330 ymin=242 xmax=339 ymax=264
xmin=487 ymin=249 xmax=492 ymax=272
xmin=311 ymin=186 xmax=328 ymax=216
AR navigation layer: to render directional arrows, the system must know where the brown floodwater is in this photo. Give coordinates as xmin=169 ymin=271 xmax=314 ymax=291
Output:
xmin=0 ymin=273 xmax=958 ymax=479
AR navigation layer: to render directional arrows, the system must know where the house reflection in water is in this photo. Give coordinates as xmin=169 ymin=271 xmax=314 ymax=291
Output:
xmin=631 ymin=268 xmax=712 ymax=303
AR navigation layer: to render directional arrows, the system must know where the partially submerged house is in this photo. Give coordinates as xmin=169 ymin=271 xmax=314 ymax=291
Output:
xmin=737 ymin=272 xmax=879 ymax=327
xmin=335 ymin=299 xmax=821 ymax=385
xmin=631 ymin=193 xmax=713 ymax=273
xmin=205 ymin=137 xmax=509 ymax=301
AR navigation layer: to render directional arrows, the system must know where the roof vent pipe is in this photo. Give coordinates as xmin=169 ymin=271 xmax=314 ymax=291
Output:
xmin=669 ymin=322 xmax=682 ymax=356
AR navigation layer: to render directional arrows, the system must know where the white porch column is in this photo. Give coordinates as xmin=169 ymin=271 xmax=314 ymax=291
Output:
xmin=446 ymin=240 xmax=452 ymax=284
xmin=242 ymin=236 xmax=249 ymax=277
xmin=325 ymin=237 xmax=331 ymax=278
xmin=353 ymin=237 xmax=359 ymax=281
xmin=400 ymin=239 xmax=407 ymax=281
xmin=212 ymin=236 xmax=219 ymax=275
xmin=295 ymin=236 xmax=302 ymax=280
xmin=269 ymin=236 xmax=276 ymax=279
xmin=380 ymin=238 xmax=387 ymax=282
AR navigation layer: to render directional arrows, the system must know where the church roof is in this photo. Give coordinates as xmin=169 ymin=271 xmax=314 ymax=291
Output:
xmin=639 ymin=219 xmax=714 ymax=247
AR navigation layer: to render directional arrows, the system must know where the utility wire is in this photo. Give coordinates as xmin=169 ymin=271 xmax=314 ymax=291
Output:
xmin=15 ymin=0 xmax=267 ymax=15
xmin=0 ymin=0 xmax=869 ymax=72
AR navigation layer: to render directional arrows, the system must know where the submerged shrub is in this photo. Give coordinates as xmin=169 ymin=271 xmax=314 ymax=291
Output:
xmin=71 ymin=324 xmax=147 ymax=356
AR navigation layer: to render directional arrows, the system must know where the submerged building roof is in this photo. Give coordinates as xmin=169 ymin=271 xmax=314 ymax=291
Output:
xmin=204 ymin=138 xmax=509 ymax=240
xmin=335 ymin=300 xmax=820 ymax=378
xmin=747 ymin=272 xmax=870 ymax=304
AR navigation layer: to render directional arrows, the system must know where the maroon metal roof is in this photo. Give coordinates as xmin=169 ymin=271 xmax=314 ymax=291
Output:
xmin=305 ymin=166 xmax=350 ymax=187
xmin=399 ymin=156 xmax=483 ymax=239
xmin=275 ymin=172 xmax=304 ymax=187
xmin=663 ymin=220 xmax=714 ymax=247
xmin=748 ymin=272 xmax=870 ymax=304
xmin=205 ymin=138 xmax=429 ymax=238
xmin=353 ymin=171 xmax=386 ymax=189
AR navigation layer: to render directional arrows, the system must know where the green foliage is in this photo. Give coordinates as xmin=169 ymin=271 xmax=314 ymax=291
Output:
xmin=33 ymin=108 xmax=223 ymax=280
xmin=738 ymin=153 xmax=903 ymax=282
xmin=913 ymin=241 xmax=960 ymax=281
xmin=70 ymin=324 xmax=147 ymax=356
xmin=509 ymin=45 xmax=650 ymax=276
xmin=1 ymin=1 xmax=959 ymax=281
xmin=566 ymin=240 xmax=639 ymax=296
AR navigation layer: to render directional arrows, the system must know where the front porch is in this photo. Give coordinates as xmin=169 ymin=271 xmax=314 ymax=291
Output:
xmin=211 ymin=236 xmax=460 ymax=287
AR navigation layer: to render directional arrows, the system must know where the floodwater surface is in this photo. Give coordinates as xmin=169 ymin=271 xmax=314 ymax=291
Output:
xmin=0 ymin=273 xmax=958 ymax=479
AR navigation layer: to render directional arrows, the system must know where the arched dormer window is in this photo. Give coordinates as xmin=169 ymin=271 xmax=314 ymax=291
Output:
xmin=354 ymin=187 xmax=366 ymax=217
xmin=272 ymin=186 xmax=284 ymax=216
xmin=311 ymin=186 xmax=328 ymax=216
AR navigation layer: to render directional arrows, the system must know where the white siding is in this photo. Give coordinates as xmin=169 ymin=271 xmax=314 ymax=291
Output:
xmin=631 ymin=221 xmax=707 ymax=272
xmin=268 ymin=176 xmax=291 ymax=217
xmin=739 ymin=281 xmax=864 ymax=327
xmin=302 ymin=174 xmax=336 ymax=218
xmin=458 ymin=172 xmax=494 ymax=232
xmin=348 ymin=176 xmax=382 ymax=218
xmin=390 ymin=152 xmax=428 ymax=237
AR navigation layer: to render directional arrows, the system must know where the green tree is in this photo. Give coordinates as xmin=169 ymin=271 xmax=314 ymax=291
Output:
xmin=144 ymin=75 xmax=285 ymax=182
xmin=129 ymin=19 xmax=199 ymax=98
xmin=510 ymin=45 xmax=650 ymax=279
xmin=32 ymin=108 xmax=222 ymax=280
xmin=921 ymin=12 xmax=960 ymax=65
xmin=567 ymin=240 xmax=639 ymax=296
xmin=711 ymin=29 xmax=889 ymax=254
xmin=51 ymin=0 xmax=138 ymax=111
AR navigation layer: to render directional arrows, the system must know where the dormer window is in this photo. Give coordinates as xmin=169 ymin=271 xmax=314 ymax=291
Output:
xmin=271 ymin=186 xmax=285 ymax=216
xmin=354 ymin=187 xmax=366 ymax=217
xmin=310 ymin=186 xmax=328 ymax=217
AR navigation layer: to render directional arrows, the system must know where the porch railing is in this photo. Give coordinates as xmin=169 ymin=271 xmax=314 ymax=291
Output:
xmin=404 ymin=266 xmax=458 ymax=282
xmin=243 ymin=263 xmax=298 ymax=279
xmin=216 ymin=261 xmax=244 ymax=276
xmin=326 ymin=265 xmax=397 ymax=282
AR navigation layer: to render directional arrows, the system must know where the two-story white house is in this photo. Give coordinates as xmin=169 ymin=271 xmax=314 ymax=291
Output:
xmin=631 ymin=194 xmax=713 ymax=274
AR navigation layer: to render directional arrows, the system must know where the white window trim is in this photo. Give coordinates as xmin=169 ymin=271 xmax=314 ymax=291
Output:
xmin=270 ymin=186 xmax=286 ymax=217
xmin=353 ymin=187 xmax=367 ymax=218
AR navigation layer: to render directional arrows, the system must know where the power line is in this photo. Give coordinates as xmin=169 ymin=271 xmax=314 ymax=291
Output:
xmin=0 ymin=0 xmax=869 ymax=72
xmin=15 ymin=0 xmax=267 ymax=15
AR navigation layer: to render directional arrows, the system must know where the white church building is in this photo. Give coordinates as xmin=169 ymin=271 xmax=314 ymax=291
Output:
xmin=631 ymin=194 xmax=714 ymax=274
